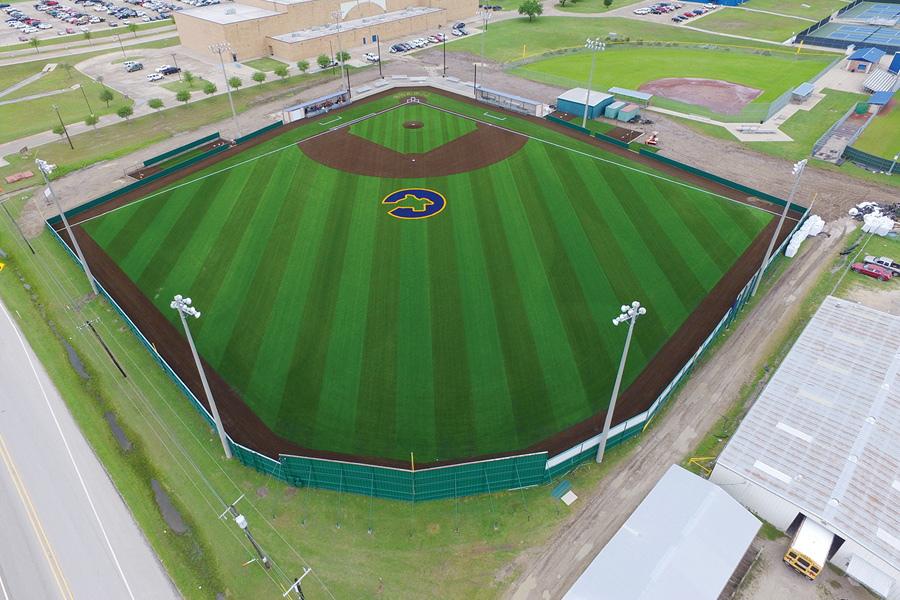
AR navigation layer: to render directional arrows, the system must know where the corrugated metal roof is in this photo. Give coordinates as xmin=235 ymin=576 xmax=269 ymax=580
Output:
xmin=557 ymin=88 xmax=614 ymax=107
xmin=608 ymin=87 xmax=653 ymax=101
xmin=793 ymin=82 xmax=816 ymax=97
xmin=562 ymin=465 xmax=760 ymax=600
xmin=850 ymin=47 xmax=887 ymax=63
xmin=716 ymin=295 xmax=900 ymax=571
xmin=847 ymin=554 xmax=895 ymax=596
xmin=863 ymin=69 xmax=899 ymax=93
xmin=870 ymin=90 xmax=896 ymax=105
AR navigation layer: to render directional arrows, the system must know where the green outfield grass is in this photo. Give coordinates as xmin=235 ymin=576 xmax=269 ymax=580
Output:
xmin=691 ymin=7 xmax=814 ymax=42
xmin=851 ymin=103 xmax=900 ymax=159
xmin=736 ymin=0 xmax=837 ymax=19
xmin=80 ymin=91 xmax=772 ymax=463
xmin=516 ymin=45 xmax=833 ymax=102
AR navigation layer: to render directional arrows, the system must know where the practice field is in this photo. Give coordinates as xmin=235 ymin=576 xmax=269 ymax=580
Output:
xmin=75 ymin=90 xmax=774 ymax=465
xmin=515 ymin=46 xmax=834 ymax=104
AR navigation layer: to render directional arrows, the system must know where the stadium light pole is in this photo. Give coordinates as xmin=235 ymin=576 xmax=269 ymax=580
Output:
xmin=171 ymin=52 xmax=182 ymax=81
xmin=36 ymin=159 xmax=98 ymax=296
xmin=596 ymin=301 xmax=646 ymax=464
xmin=171 ymin=294 xmax=233 ymax=459
xmin=582 ymin=38 xmax=605 ymax=129
xmin=888 ymin=151 xmax=899 ymax=176
xmin=52 ymin=104 xmax=74 ymax=150
xmin=75 ymin=84 xmax=93 ymax=116
xmin=331 ymin=10 xmax=348 ymax=92
xmin=209 ymin=42 xmax=242 ymax=139
xmin=751 ymin=159 xmax=807 ymax=297
xmin=477 ymin=10 xmax=491 ymax=89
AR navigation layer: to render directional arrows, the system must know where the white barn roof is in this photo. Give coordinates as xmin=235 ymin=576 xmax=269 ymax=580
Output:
xmin=557 ymin=88 xmax=613 ymax=108
xmin=562 ymin=465 xmax=760 ymax=600
xmin=715 ymin=295 xmax=900 ymax=571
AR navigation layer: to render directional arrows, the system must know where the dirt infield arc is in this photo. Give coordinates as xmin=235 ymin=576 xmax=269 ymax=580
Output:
xmin=58 ymin=87 xmax=799 ymax=470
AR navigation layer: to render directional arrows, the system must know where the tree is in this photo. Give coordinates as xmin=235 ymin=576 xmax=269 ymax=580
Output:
xmin=183 ymin=70 xmax=195 ymax=87
xmin=83 ymin=30 xmax=92 ymax=45
xmin=202 ymin=81 xmax=217 ymax=95
xmin=52 ymin=124 xmax=66 ymax=139
xmin=116 ymin=105 xmax=134 ymax=123
xmin=317 ymin=54 xmax=331 ymax=69
xmin=96 ymin=75 xmax=105 ymax=88
xmin=85 ymin=114 xmax=99 ymax=131
xmin=228 ymin=76 xmax=242 ymax=90
xmin=176 ymin=89 xmax=191 ymax=106
xmin=603 ymin=0 xmax=613 ymax=8
xmin=274 ymin=65 xmax=288 ymax=82
xmin=127 ymin=22 xmax=139 ymax=37
xmin=296 ymin=60 xmax=309 ymax=74
xmin=518 ymin=0 xmax=543 ymax=20
xmin=28 ymin=37 xmax=40 ymax=53
xmin=148 ymin=98 xmax=164 ymax=115
xmin=99 ymin=88 xmax=114 ymax=108
xmin=558 ymin=0 xmax=567 ymax=6
xmin=336 ymin=50 xmax=350 ymax=63
xmin=251 ymin=71 xmax=266 ymax=85
xmin=60 ymin=63 xmax=74 ymax=78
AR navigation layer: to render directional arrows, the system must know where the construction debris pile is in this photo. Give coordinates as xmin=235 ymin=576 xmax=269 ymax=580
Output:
xmin=848 ymin=202 xmax=897 ymax=236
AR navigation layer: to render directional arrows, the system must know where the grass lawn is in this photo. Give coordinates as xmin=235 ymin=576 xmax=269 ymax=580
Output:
xmin=691 ymin=7 xmax=814 ymax=42
xmin=852 ymin=103 xmax=900 ymax=159
xmin=81 ymin=92 xmax=771 ymax=463
xmin=243 ymin=57 xmax=288 ymax=72
xmin=739 ymin=0 xmax=837 ymax=19
xmin=448 ymin=16 xmax=840 ymax=63
xmin=516 ymin=45 xmax=833 ymax=102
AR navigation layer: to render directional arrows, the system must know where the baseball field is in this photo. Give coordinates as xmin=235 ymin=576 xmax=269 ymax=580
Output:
xmin=74 ymin=89 xmax=774 ymax=465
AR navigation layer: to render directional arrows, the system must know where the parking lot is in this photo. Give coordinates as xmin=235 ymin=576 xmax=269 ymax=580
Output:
xmin=628 ymin=0 xmax=720 ymax=26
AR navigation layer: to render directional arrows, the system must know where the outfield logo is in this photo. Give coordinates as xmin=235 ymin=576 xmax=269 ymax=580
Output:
xmin=382 ymin=189 xmax=446 ymax=219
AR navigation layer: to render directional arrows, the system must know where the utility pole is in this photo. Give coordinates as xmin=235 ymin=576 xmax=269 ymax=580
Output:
xmin=220 ymin=495 xmax=270 ymax=568
xmin=52 ymin=104 xmax=74 ymax=150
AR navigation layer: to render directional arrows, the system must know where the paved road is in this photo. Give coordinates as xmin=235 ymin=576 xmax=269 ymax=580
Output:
xmin=0 ymin=298 xmax=182 ymax=600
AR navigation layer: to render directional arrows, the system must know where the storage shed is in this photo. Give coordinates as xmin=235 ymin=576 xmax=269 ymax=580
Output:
xmin=710 ymin=295 xmax=900 ymax=600
xmin=556 ymin=88 xmax=614 ymax=120
xmin=616 ymin=103 xmax=640 ymax=122
xmin=605 ymin=101 xmax=626 ymax=119
xmin=848 ymin=47 xmax=886 ymax=72
xmin=562 ymin=465 xmax=761 ymax=600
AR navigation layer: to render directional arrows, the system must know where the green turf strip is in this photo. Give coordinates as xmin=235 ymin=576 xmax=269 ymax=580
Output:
xmin=394 ymin=217 xmax=437 ymax=459
xmin=274 ymin=173 xmax=359 ymax=435
xmin=244 ymin=165 xmax=340 ymax=426
xmin=468 ymin=167 xmax=557 ymax=444
xmin=447 ymin=175 xmax=517 ymax=456
xmin=426 ymin=192 xmax=476 ymax=461
xmin=353 ymin=190 xmax=401 ymax=456
xmin=312 ymin=175 xmax=382 ymax=455
xmin=214 ymin=150 xmax=308 ymax=396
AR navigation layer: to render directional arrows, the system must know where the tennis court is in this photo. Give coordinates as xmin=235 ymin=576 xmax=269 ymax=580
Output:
xmin=827 ymin=24 xmax=900 ymax=44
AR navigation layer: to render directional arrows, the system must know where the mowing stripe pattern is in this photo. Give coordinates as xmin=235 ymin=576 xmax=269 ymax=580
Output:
xmin=81 ymin=94 xmax=771 ymax=463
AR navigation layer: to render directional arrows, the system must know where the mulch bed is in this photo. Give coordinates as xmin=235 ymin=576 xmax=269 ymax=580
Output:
xmin=605 ymin=126 xmax=644 ymax=143
xmin=61 ymin=86 xmax=800 ymax=469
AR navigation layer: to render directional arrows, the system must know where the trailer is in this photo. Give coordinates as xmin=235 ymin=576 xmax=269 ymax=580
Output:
xmin=864 ymin=255 xmax=900 ymax=276
xmin=784 ymin=517 xmax=833 ymax=580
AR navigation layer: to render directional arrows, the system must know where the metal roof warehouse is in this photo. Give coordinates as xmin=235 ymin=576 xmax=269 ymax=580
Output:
xmin=710 ymin=295 xmax=900 ymax=599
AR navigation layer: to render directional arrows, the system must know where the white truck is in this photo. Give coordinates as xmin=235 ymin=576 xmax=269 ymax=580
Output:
xmin=864 ymin=255 xmax=900 ymax=276
xmin=784 ymin=516 xmax=833 ymax=580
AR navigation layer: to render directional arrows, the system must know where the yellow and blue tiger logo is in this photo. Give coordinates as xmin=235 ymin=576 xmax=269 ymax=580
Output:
xmin=382 ymin=188 xmax=446 ymax=219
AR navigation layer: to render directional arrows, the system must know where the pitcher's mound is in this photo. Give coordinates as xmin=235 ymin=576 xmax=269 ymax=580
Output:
xmin=403 ymin=121 xmax=425 ymax=129
xmin=639 ymin=78 xmax=763 ymax=115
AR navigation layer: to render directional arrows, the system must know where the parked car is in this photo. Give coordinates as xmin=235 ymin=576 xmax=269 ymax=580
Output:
xmin=851 ymin=262 xmax=892 ymax=281
xmin=452 ymin=21 xmax=465 ymax=28
xmin=363 ymin=52 xmax=379 ymax=62
xmin=147 ymin=72 xmax=163 ymax=81
xmin=65 ymin=26 xmax=74 ymax=32
xmin=125 ymin=61 xmax=143 ymax=71
xmin=160 ymin=65 xmax=180 ymax=74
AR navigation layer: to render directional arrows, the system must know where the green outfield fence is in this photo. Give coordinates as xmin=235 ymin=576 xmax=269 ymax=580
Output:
xmin=47 ymin=144 xmax=230 ymax=227
xmin=234 ymin=121 xmax=283 ymax=145
xmin=143 ymin=132 xmax=221 ymax=167
xmin=46 ymin=115 xmax=811 ymax=506
xmin=842 ymin=145 xmax=899 ymax=172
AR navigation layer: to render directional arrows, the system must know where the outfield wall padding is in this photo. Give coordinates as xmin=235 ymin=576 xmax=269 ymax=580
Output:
xmin=48 ymin=144 xmax=230 ymax=226
xmin=143 ymin=132 xmax=220 ymax=167
xmin=235 ymin=121 xmax=283 ymax=145
xmin=593 ymin=132 xmax=629 ymax=148
xmin=545 ymin=114 xmax=591 ymax=135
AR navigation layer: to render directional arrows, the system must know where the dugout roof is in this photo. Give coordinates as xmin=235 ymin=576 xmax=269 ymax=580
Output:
xmin=715 ymin=295 xmax=900 ymax=571
xmin=562 ymin=465 xmax=760 ymax=600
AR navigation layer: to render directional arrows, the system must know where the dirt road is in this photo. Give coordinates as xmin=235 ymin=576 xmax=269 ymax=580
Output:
xmin=502 ymin=217 xmax=858 ymax=600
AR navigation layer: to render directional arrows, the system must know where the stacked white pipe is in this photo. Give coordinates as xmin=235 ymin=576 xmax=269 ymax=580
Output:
xmin=785 ymin=215 xmax=824 ymax=258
